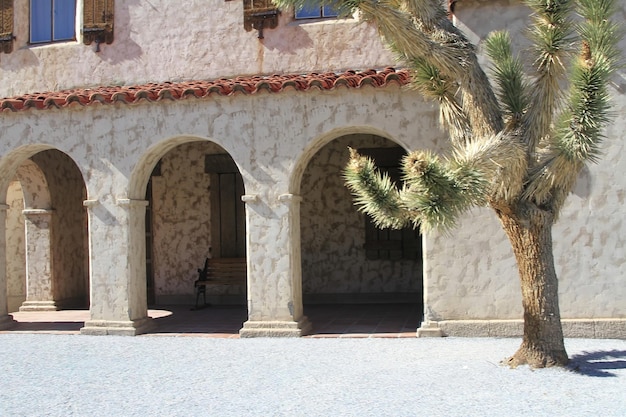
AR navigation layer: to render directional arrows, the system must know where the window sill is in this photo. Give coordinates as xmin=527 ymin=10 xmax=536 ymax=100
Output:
xmin=27 ymin=39 xmax=80 ymax=49
xmin=287 ymin=16 xmax=356 ymax=27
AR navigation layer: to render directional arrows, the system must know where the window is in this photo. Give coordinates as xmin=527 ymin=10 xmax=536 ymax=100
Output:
xmin=30 ymin=0 xmax=76 ymax=44
xmin=295 ymin=3 xmax=338 ymax=19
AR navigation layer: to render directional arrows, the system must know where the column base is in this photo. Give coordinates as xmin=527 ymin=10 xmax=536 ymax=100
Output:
xmin=239 ymin=316 xmax=312 ymax=338
xmin=0 ymin=314 xmax=17 ymax=330
xmin=416 ymin=321 xmax=444 ymax=337
xmin=80 ymin=316 xmax=155 ymax=336
xmin=19 ymin=301 xmax=58 ymax=312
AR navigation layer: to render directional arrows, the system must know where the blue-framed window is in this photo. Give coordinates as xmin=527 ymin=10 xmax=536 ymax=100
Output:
xmin=30 ymin=0 xmax=76 ymax=43
xmin=295 ymin=3 xmax=339 ymax=19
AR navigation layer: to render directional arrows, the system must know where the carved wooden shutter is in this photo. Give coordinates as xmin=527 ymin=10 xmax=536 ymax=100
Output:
xmin=83 ymin=0 xmax=114 ymax=46
xmin=0 ymin=0 xmax=13 ymax=53
xmin=243 ymin=0 xmax=279 ymax=39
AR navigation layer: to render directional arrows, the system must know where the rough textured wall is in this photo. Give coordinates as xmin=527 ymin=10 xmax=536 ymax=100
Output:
xmin=151 ymin=141 xmax=243 ymax=302
xmin=452 ymin=0 xmax=531 ymax=61
xmin=300 ymin=134 xmax=422 ymax=301
xmin=0 ymin=1 xmax=395 ymax=97
xmin=5 ymin=180 xmax=25 ymax=312
xmin=30 ymin=151 xmax=88 ymax=308
xmin=425 ymin=208 xmax=522 ymax=321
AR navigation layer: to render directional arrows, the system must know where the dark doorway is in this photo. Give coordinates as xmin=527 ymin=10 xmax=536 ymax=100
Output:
xmin=144 ymin=144 xmax=247 ymax=309
xmin=300 ymin=134 xmax=423 ymax=335
xmin=206 ymin=153 xmax=246 ymax=258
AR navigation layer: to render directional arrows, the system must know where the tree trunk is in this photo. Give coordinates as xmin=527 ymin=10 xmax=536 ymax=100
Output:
xmin=496 ymin=205 xmax=569 ymax=367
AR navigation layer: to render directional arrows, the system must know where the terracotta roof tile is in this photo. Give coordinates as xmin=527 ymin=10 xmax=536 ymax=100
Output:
xmin=0 ymin=67 xmax=410 ymax=113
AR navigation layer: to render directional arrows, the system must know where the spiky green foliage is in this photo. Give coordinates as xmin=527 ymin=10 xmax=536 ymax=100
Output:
xmin=344 ymin=135 xmax=527 ymax=231
xmin=344 ymin=146 xmax=483 ymax=232
xmin=522 ymin=0 xmax=575 ymax=153
xmin=274 ymin=0 xmax=620 ymax=231
xmin=399 ymin=150 xmax=487 ymax=231
xmin=411 ymin=58 xmax=469 ymax=144
xmin=523 ymin=0 xmax=621 ymax=209
xmin=343 ymin=148 xmax=408 ymax=229
xmin=485 ymin=32 xmax=529 ymax=130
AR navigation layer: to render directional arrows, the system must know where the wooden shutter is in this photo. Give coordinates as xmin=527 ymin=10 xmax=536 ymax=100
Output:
xmin=83 ymin=0 xmax=114 ymax=45
xmin=0 ymin=0 xmax=13 ymax=54
xmin=243 ymin=0 xmax=279 ymax=38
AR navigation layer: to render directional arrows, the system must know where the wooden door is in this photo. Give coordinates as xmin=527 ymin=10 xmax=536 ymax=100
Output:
xmin=206 ymin=154 xmax=246 ymax=258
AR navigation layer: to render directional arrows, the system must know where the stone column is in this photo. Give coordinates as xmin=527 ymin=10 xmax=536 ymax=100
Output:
xmin=19 ymin=209 xmax=57 ymax=311
xmin=0 ymin=204 xmax=17 ymax=329
xmin=239 ymin=193 xmax=311 ymax=337
xmin=417 ymin=234 xmax=443 ymax=337
xmin=80 ymin=199 xmax=154 ymax=336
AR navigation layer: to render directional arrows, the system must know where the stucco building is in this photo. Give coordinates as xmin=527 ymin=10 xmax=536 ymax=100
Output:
xmin=0 ymin=0 xmax=624 ymax=337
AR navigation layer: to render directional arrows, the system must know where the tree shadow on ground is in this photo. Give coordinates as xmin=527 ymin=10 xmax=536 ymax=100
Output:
xmin=568 ymin=350 xmax=626 ymax=377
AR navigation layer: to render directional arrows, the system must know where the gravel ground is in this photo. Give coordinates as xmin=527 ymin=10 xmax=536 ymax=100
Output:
xmin=0 ymin=335 xmax=625 ymax=417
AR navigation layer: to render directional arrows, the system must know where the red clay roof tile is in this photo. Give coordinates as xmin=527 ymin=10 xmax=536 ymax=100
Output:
xmin=0 ymin=67 xmax=410 ymax=113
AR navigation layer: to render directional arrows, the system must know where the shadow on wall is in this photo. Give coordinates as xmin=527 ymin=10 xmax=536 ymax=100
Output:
xmin=261 ymin=18 xmax=313 ymax=54
xmin=0 ymin=48 xmax=40 ymax=72
xmin=98 ymin=0 xmax=143 ymax=65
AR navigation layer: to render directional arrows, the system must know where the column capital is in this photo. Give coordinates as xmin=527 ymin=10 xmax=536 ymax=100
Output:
xmin=241 ymin=194 xmax=259 ymax=204
xmin=22 ymin=208 xmax=54 ymax=216
xmin=83 ymin=199 xmax=100 ymax=208
xmin=116 ymin=198 xmax=149 ymax=208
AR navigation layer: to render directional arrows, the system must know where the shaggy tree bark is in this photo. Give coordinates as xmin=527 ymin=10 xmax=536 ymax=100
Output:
xmin=497 ymin=206 xmax=568 ymax=367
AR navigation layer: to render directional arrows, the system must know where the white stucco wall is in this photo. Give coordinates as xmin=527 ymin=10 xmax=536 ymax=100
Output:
xmin=0 ymin=1 xmax=395 ymax=98
xmin=0 ymin=0 xmax=624 ymax=335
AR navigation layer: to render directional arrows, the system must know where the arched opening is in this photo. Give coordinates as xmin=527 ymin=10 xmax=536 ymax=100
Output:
xmin=299 ymin=133 xmax=423 ymax=335
xmin=140 ymin=140 xmax=247 ymax=334
xmin=6 ymin=149 xmax=89 ymax=318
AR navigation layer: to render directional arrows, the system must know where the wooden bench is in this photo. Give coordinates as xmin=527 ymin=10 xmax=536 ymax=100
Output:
xmin=193 ymin=257 xmax=246 ymax=309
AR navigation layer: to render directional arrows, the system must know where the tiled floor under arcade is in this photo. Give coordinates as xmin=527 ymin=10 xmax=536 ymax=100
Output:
xmin=2 ymin=303 xmax=422 ymax=338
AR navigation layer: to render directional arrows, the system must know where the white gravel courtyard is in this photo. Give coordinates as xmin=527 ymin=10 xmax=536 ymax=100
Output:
xmin=0 ymin=335 xmax=624 ymax=416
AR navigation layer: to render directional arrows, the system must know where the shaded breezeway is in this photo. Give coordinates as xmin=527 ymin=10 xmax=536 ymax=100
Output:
xmin=2 ymin=304 xmax=421 ymax=338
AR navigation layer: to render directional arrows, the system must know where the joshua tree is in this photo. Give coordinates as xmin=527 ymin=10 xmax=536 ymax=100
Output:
xmin=274 ymin=0 xmax=621 ymax=367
